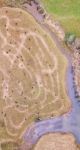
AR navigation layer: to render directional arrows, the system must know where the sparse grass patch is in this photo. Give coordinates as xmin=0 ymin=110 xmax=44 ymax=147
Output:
xmin=0 ymin=7 xmax=70 ymax=149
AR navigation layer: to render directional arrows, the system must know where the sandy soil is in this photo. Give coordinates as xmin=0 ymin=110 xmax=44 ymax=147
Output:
xmin=34 ymin=133 xmax=79 ymax=150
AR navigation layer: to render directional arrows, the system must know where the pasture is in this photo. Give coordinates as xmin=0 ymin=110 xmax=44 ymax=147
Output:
xmin=0 ymin=7 xmax=70 ymax=149
xmin=41 ymin=0 xmax=80 ymax=37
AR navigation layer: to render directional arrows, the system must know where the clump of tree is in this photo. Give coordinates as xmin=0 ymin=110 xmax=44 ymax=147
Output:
xmin=64 ymin=32 xmax=76 ymax=45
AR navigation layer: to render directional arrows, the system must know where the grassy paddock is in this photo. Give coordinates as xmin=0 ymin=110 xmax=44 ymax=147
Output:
xmin=41 ymin=0 xmax=80 ymax=37
xmin=0 ymin=6 xmax=70 ymax=140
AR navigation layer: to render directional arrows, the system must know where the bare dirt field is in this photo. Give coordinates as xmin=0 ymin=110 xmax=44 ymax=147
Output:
xmin=0 ymin=7 xmax=70 ymax=149
xmin=34 ymin=133 xmax=79 ymax=150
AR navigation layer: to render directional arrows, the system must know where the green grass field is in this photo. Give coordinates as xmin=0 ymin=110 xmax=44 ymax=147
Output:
xmin=41 ymin=0 xmax=80 ymax=37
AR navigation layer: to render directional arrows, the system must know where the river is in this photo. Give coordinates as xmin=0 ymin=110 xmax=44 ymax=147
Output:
xmin=23 ymin=54 xmax=80 ymax=146
xmin=22 ymin=1 xmax=80 ymax=148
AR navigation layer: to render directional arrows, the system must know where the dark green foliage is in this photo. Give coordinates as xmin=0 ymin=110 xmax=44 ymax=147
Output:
xmin=64 ymin=32 xmax=76 ymax=44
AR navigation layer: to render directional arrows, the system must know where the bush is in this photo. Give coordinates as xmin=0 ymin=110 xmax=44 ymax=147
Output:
xmin=64 ymin=32 xmax=76 ymax=44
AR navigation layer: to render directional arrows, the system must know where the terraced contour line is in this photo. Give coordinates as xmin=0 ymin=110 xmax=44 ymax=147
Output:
xmin=0 ymin=7 xmax=70 ymax=142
